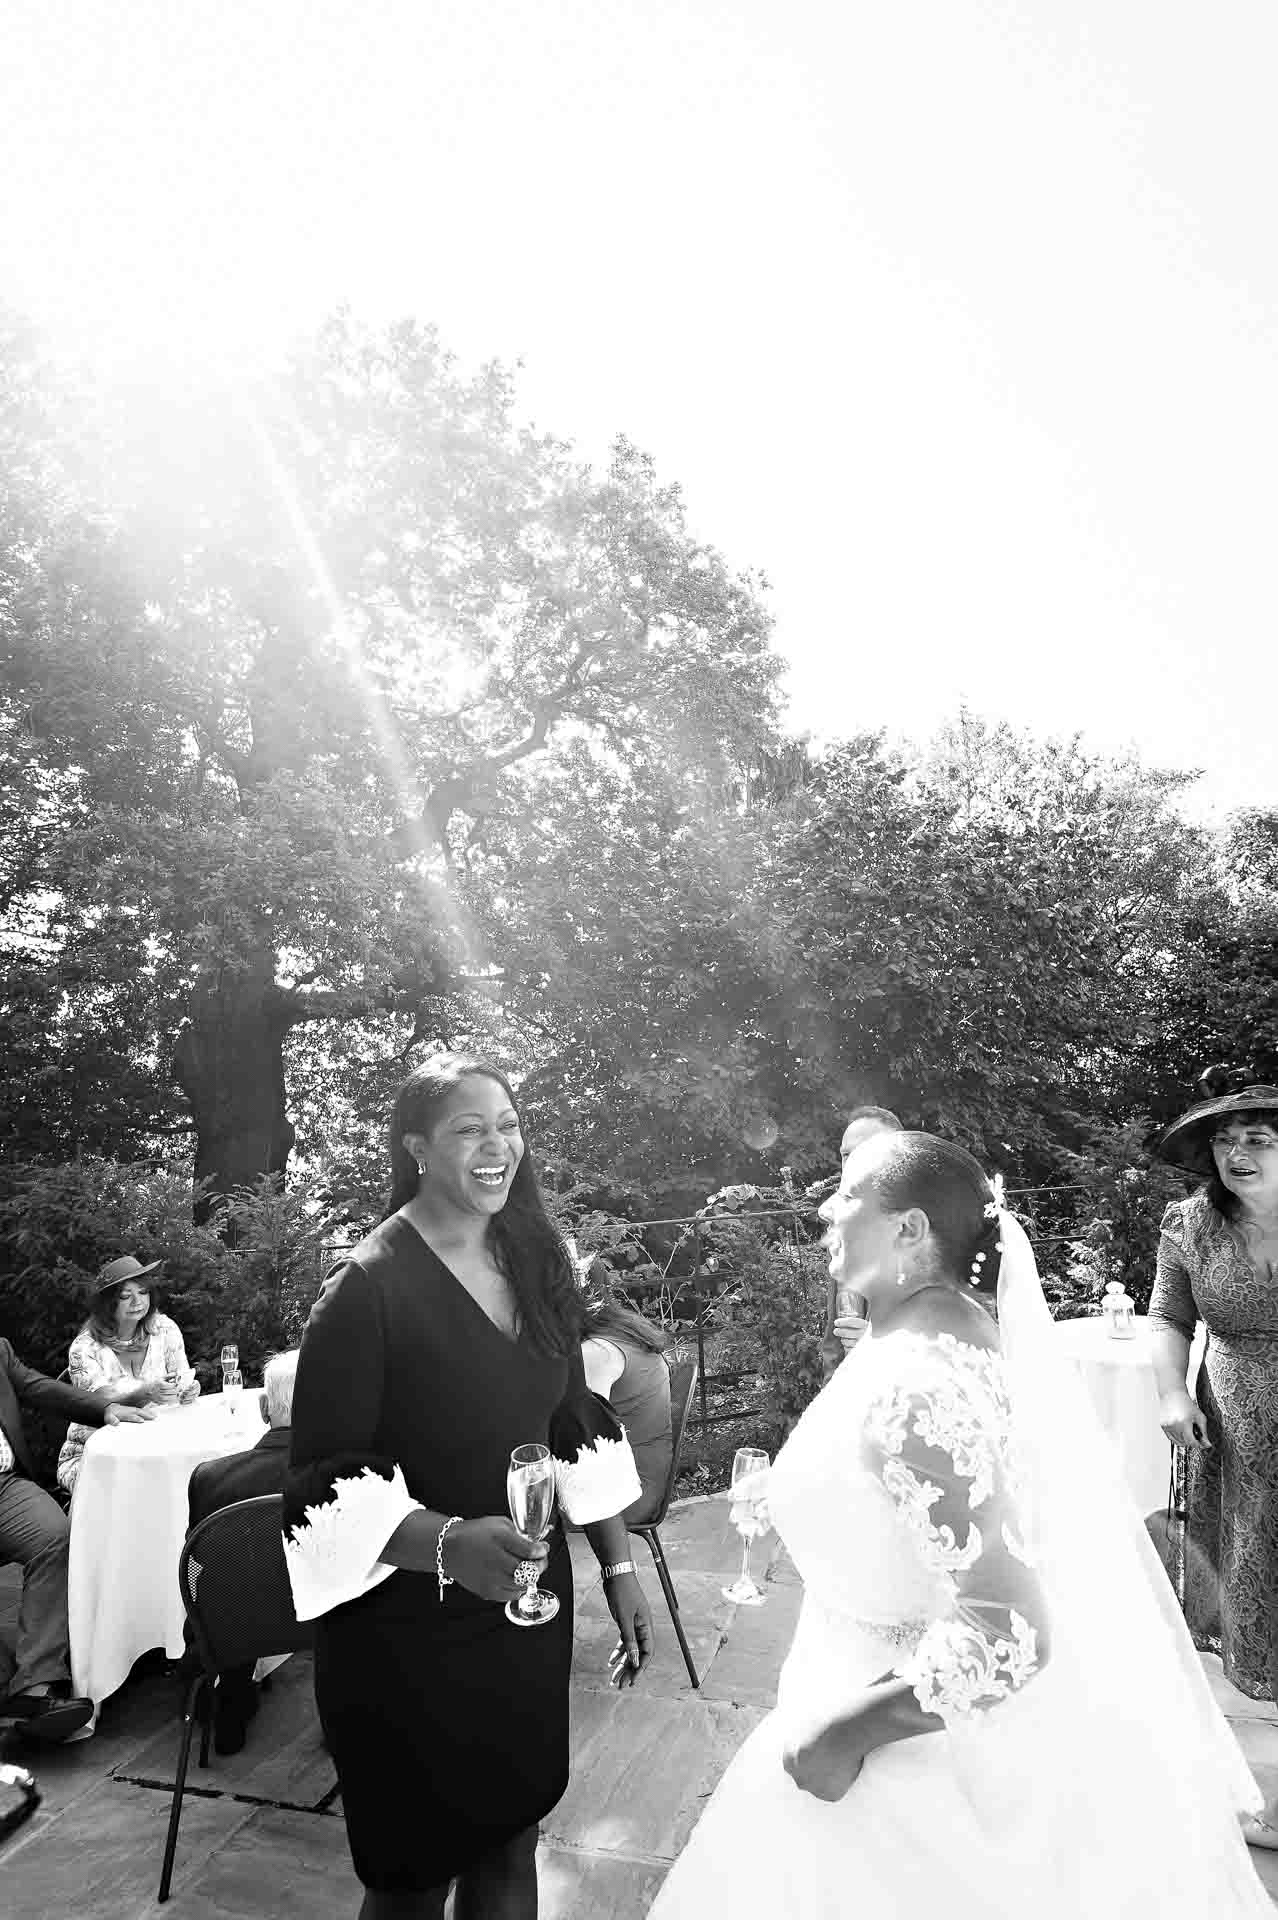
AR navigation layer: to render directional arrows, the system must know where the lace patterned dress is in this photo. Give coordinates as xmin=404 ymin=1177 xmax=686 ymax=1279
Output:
xmin=647 ymin=1322 xmax=1270 ymax=1920
xmin=1150 ymin=1193 xmax=1278 ymax=1701
xmin=57 ymin=1313 xmax=195 ymax=1492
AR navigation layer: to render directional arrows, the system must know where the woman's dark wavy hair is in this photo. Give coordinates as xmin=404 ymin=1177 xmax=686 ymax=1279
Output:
xmin=582 ymin=1281 xmax=670 ymax=1355
xmin=860 ymin=1132 xmax=1004 ymax=1298
xmin=384 ymin=1051 xmax=584 ymax=1357
xmin=84 ymin=1282 xmax=162 ymax=1347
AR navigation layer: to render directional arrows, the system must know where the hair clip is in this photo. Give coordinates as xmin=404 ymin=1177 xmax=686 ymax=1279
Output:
xmin=983 ymin=1172 xmax=1006 ymax=1222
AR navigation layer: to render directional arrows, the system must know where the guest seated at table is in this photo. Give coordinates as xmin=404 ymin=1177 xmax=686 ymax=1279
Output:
xmin=581 ymin=1285 xmax=672 ymax=1524
xmin=57 ymin=1254 xmax=199 ymax=1496
xmin=0 ymin=1336 xmax=153 ymax=1743
xmin=184 ymin=1349 xmax=298 ymax=1756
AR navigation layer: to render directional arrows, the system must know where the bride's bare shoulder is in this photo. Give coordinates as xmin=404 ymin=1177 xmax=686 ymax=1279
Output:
xmin=896 ymin=1286 xmax=1001 ymax=1355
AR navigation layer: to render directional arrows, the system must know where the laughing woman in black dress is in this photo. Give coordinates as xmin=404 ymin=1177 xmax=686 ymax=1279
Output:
xmin=284 ymin=1054 xmax=654 ymax=1919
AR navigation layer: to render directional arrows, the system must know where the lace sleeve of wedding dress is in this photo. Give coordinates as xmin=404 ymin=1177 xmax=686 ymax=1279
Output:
xmin=862 ymin=1333 xmax=1048 ymax=1724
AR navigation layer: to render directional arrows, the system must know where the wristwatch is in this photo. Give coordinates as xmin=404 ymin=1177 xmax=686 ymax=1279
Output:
xmin=602 ymin=1560 xmax=636 ymax=1581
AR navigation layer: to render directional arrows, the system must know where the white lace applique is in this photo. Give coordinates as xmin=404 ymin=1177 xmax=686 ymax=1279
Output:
xmin=908 ymin=1340 xmax=1008 ymax=1509
xmin=879 ymin=1457 xmax=983 ymax=1573
xmin=903 ymin=1607 xmax=1040 ymax=1722
xmin=283 ymin=1464 xmax=423 ymax=1621
xmin=866 ymin=1333 xmax=1044 ymax=1718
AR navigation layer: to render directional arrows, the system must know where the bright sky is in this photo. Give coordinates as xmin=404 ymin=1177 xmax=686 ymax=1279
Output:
xmin=3 ymin=0 xmax=1275 ymax=821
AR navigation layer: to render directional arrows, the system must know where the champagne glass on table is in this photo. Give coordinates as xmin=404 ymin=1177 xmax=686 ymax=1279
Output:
xmin=504 ymin=1444 xmax=559 ymax=1627
xmin=723 ymin=1446 xmax=771 ymax=1605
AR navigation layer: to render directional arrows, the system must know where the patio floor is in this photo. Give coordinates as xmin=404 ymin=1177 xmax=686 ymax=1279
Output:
xmin=3 ymin=1497 xmax=1278 ymax=1917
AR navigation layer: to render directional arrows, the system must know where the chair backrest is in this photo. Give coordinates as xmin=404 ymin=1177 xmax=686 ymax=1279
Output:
xmin=633 ymin=1358 xmax=699 ymax=1531
xmin=179 ymin=1494 xmax=311 ymax=1674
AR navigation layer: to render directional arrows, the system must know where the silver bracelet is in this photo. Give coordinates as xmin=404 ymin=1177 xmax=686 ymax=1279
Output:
xmin=436 ymin=1515 xmax=464 ymax=1602
xmin=602 ymin=1559 xmax=636 ymax=1581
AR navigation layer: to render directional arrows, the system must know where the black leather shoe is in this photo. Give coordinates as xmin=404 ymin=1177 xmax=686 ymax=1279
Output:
xmin=213 ymin=1681 xmax=260 ymax=1757
xmin=2 ymin=1683 xmax=95 ymax=1744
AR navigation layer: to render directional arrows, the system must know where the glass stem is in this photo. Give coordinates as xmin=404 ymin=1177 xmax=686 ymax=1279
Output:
xmin=739 ymin=1534 xmax=753 ymax=1588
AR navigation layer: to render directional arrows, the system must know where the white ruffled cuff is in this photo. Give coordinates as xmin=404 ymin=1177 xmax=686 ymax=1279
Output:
xmin=554 ymin=1429 xmax=643 ymax=1525
xmin=283 ymin=1465 xmax=423 ymax=1621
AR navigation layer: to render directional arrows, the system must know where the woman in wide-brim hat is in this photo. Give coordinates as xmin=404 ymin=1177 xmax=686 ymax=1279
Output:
xmin=1149 ymin=1068 xmax=1278 ymax=1848
xmin=55 ymin=1254 xmax=199 ymax=1494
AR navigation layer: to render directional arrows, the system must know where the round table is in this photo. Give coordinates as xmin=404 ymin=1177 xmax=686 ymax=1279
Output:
xmin=67 ymin=1391 xmax=265 ymax=1706
xmin=1053 ymin=1315 xmax=1205 ymax=1519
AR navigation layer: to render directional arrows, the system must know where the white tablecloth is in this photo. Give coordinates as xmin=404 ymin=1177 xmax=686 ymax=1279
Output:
xmin=67 ymin=1392 xmax=265 ymax=1706
xmin=1053 ymin=1315 xmax=1205 ymax=1520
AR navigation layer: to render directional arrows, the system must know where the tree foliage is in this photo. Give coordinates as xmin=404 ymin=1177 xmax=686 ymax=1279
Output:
xmin=3 ymin=307 xmax=1275 ymax=1271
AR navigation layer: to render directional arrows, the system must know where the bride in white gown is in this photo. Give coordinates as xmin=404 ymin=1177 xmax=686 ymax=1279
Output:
xmin=648 ymin=1131 xmax=1270 ymax=1919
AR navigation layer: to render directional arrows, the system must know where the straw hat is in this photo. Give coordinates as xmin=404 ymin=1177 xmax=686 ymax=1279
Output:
xmin=92 ymin=1253 xmax=164 ymax=1296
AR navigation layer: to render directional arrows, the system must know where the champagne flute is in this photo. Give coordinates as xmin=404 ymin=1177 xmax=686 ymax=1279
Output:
xmin=504 ymin=1444 xmax=559 ymax=1628
xmin=723 ymin=1446 xmax=771 ymax=1605
xmin=220 ymin=1343 xmax=238 ymax=1388
xmin=223 ymin=1368 xmax=243 ymax=1423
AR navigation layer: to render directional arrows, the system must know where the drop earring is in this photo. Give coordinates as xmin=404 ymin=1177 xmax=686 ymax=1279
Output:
xmin=896 ymin=1264 xmax=906 ymax=1287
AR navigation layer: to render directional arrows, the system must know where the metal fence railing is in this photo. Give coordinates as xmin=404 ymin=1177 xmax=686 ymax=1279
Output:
xmin=319 ymin=1185 xmax=1104 ymax=1437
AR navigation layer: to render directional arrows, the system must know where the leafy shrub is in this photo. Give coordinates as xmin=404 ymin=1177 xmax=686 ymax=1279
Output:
xmin=0 ymin=1158 xmax=338 ymax=1392
xmin=700 ymin=1225 xmax=827 ymax=1451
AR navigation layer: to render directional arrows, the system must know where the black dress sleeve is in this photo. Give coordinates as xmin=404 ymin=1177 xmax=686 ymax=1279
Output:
xmin=548 ymin=1344 xmax=643 ymax=1525
xmin=282 ymin=1261 xmax=424 ymax=1621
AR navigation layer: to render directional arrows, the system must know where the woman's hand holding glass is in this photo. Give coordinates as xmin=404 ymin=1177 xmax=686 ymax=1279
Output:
xmin=726 ymin=1462 xmax=772 ymax=1537
xmin=724 ymin=1448 xmax=772 ymax=1605
xmin=832 ymin=1282 xmax=869 ymax=1356
xmin=504 ymin=1444 xmax=559 ymax=1625
xmin=442 ymin=1516 xmax=550 ymax=1603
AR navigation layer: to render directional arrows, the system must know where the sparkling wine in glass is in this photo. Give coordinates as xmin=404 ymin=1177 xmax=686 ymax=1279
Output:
xmin=723 ymin=1446 xmax=771 ymax=1606
xmin=504 ymin=1444 xmax=559 ymax=1628
xmin=223 ymin=1368 xmax=243 ymax=1423
xmin=220 ymin=1344 xmax=238 ymax=1383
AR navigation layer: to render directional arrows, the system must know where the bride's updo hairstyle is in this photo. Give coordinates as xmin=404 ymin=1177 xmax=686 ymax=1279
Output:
xmin=384 ymin=1050 xmax=585 ymax=1357
xmin=864 ymin=1132 xmax=1005 ymax=1298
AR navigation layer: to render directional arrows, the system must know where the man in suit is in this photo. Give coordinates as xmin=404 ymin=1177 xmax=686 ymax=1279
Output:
xmin=185 ymin=1349 xmax=298 ymax=1756
xmin=816 ymin=1106 xmax=904 ymax=1381
xmin=0 ymin=1336 xmax=154 ymax=1742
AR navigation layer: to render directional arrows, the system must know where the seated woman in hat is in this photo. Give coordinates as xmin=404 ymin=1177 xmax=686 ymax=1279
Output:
xmin=56 ymin=1255 xmax=199 ymax=1494
xmin=1150 ymin=1066 xmax=1278 ymax=1849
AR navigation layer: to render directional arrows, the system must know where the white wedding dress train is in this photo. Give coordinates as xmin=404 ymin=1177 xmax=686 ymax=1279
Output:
xmin=648 ymin=1323 xmax=1270 ymax=1919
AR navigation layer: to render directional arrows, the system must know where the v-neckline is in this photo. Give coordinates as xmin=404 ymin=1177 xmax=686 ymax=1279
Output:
xmin=394 ymin=1214 xmax=522 ymax=1347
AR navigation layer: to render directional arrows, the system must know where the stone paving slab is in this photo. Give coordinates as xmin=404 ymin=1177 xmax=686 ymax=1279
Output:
xmin=0 ymin=1776 xmax=261 ymax=1920
xmin=113 ymin=1654 xmax=333 ymax=1806
xmin=547 ymin=1687 xmax=766 ymax=1862
xmin=539 ymin=1840 xmax=669 ymax=1919
xmin=696 ymin=1580 xmax=803 ymax=1705
xmin=572 ymin=1570 xmax=732 ymax=1697
xmin=160 ymin=1802 xmax=359 ymax=1918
